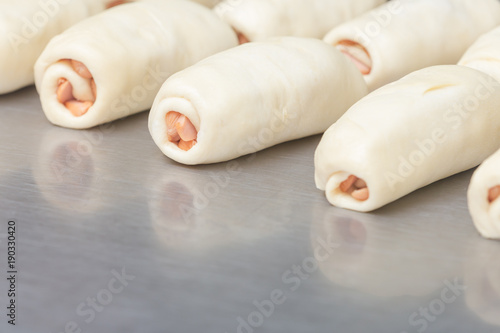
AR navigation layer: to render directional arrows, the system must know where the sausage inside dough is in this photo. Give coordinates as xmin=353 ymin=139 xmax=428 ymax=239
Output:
xmin=315 ymin=65 xmax=500 ymax=212
xmin=214 ymin=0 xmax=385 ymax=43
xmin=0 ymin=0 xmax=113 ymax=95
xmin=468 ymin=148 xmax=500 ymax=239
xmin=324 ymin=0 xmax=500 ymax=91
xmin=34 ymin=0 xmax=237 ymax=129
xmin=149 ymin=37 xmax=368 ymax=165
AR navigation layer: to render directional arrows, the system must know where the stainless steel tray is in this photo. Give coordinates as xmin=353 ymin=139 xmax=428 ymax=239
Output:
xmin=1 ymin=86 xmax=499 ymax=333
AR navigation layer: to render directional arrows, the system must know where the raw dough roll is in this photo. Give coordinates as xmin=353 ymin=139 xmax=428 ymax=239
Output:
xmin=149 ymin=37 xmax=369 ymax=165
xmin=34 ymin=0 xmax=238 ymax=129
xmin=459 ymin=26 xmax=500 ymax=84
xmin=214 ymin=0 xmax=385 ymax=43
xmin=468 ymin=148 xmax=500 ymax=239
xmin=315 ymin=65 xmax=500 ymax=212
xmin=323 ymin=0 xmax=500 ymax=91
xmin=0 ymin=0 xmax=116 ymax=95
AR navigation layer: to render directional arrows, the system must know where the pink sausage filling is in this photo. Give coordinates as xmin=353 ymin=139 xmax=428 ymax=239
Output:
xmin=233 ymin=29 xmax=249 ymax=45
xmin=105 ymin=0 xmax=129 ymax=9
xmin=335 ymin=40 xmax=372 ymax=75
xmin=55 ymin=59 xmax=96 ymax=117
xmin=488 ymin=185 xmax=500 ymax=203
xmin=165 ymin=111 xmax=198 ymax=151
xmin=339 ymin=175 xmax=369 ymax=201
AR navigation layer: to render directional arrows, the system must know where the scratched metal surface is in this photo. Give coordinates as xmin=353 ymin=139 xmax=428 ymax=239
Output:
xmin=0 ymin=86 xmax=499 ymax=333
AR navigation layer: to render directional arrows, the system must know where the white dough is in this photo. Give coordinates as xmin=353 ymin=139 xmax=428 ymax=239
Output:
xmin=34 ymin=0 xmax=238 ymax=129
xmin=149 ymin=37 xmax=369 ymax=165
xmin=0 ymin=0 xmax=108 ymax=94
xmin=214 ymin=0 xmax=385 ymax=42
xmin=324 ymin=0 xmax=500 ymax=91
xmin=315 ymin=65 xmax=500 ymax=212
xmin=459 ymin=25 xmax=500 ymax=84
xmin=468 ymin=148 xmax=500 ymax=239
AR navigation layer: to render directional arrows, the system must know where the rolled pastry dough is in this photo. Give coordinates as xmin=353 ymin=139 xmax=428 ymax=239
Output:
xmin=323 ymin=0 xmax=500 ymax=91
xmin=214 ymin=0 xmax=385 ymax=42
xmin=0 ymin=0 xmax=108 ymax=94
xmin=459 ymin=26 xmax=500 ymax=84
xmin=468 ymin=148 xmax=500 ymax=239
xmin=315 ymin=65 xmax=500 ymax=212
xmin=149 ymin=37 xmax=369 ymax=165
xmin=34 ymin=0 xmax=237 ymax=129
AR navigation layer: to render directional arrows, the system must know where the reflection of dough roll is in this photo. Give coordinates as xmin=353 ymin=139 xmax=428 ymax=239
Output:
xmin=465 ymin=240 xmax=500 ymax=326
xmin=311 ymin=208 xmax=462 ymax=298
xmin=214 ymin=0 xmax=385 ymax=43
xmin=468 ymin=148 xmax=500 ymax=239
xmin=34 ymin=0 xmax=237 ymax=129
xmin=148 ymin=172 xmax=225 ymax=251
xmin=0 ymin=0 xmax=110 ymax=94
xmin=149 ymin=37 xmax=368 ymax=165
xmin=148 ymin=167 xmax=287 ymax=251
xmin=324 ymin=0 xmax=500 ymax=91
xmin=315 ymin=65 xmax=500 ymax=212
xmin=32 ymin=127 xmax=113 ymax=213
xmin=459 ymin=26 xmax=500 ymax=84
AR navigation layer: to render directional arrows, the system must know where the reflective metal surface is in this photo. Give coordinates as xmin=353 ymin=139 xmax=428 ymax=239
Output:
xmin=1 ymin=86 xmax=499 ymax=333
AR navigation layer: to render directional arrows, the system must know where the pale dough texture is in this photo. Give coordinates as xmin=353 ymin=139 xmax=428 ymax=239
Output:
xmin=459 ymin=26 xmax=500 ymax=84
xmin=35 ymin=0 xmax=237 ymax=129
xmin=214 ymin=0 xmax=385 ymax=42
xmin=468 ymin=148 xmax=500 ymax=239
xmin=0 ymin=0 xmax=107 ymax=94
xmin=315 ymin=65 xmax=500 ymax=212
xmin=149 ymin=37 xmax=368 ymax=165
xmin=324 ymin=0 xmax=500 ymax=90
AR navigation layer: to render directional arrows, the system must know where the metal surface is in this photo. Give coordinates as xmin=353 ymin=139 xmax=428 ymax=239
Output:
xmin=0 ymin=86 xmax=499 ymax=333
